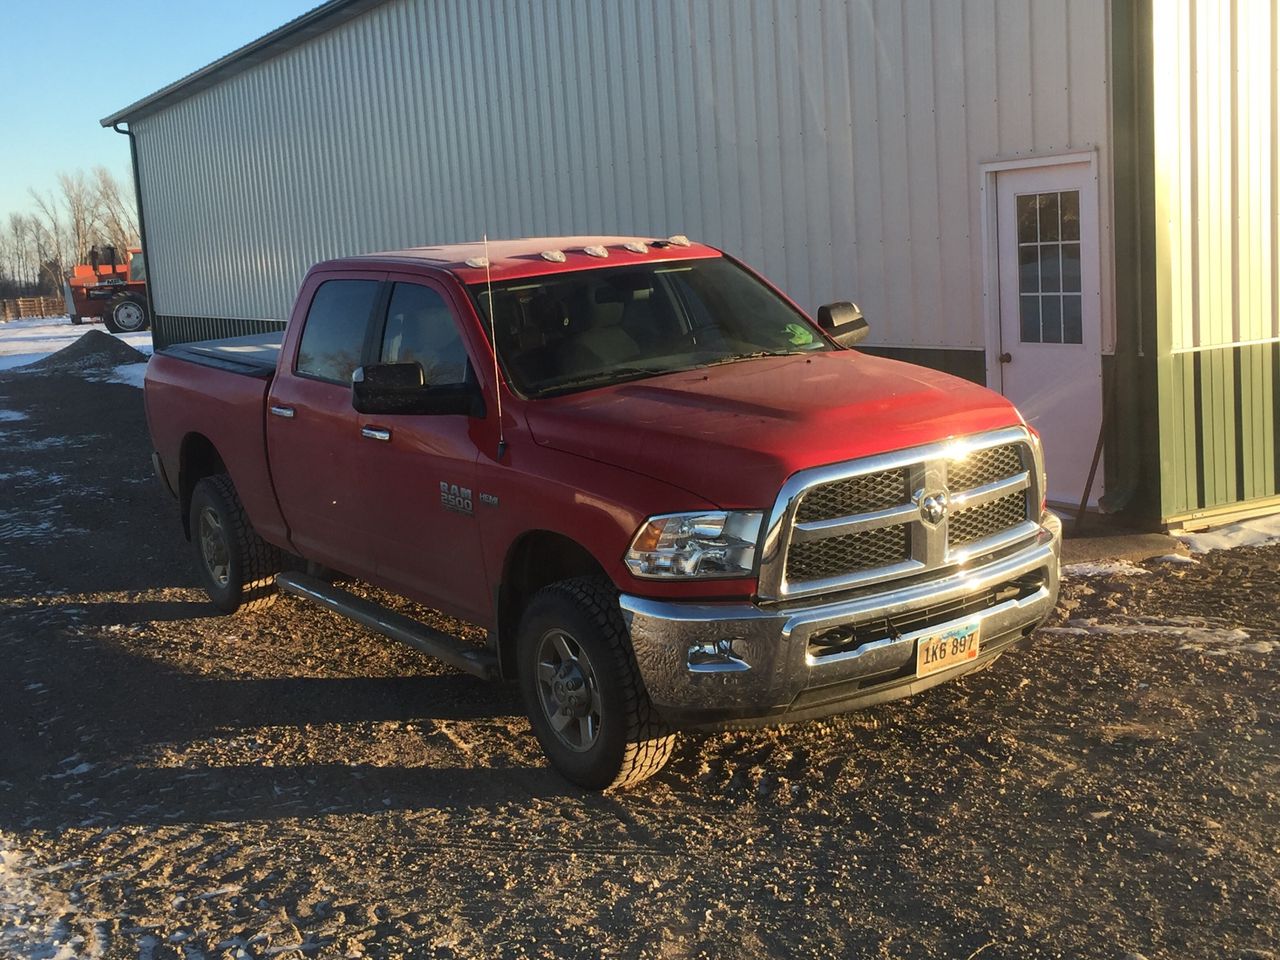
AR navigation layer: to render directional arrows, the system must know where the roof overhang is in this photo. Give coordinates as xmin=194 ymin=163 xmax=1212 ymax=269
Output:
xmin=100 ymin=0 xmax=386 ymax=128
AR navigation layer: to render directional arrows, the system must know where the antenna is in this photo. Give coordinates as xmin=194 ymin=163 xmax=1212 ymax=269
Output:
xmin=483 ymin=233 xmax=507 ymax=459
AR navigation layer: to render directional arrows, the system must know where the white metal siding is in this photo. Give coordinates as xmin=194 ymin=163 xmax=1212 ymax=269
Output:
xmin=133 ymin=0 xmax=1111 ymax=351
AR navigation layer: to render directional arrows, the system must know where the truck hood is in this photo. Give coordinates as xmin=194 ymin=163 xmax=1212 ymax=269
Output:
xmin=523 ymin=351 xmax=1025 ymax=508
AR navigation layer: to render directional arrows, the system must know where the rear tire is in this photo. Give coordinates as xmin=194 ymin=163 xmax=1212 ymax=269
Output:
xmin=189 ymin=474 xmax=283 ymax=614
xmin=517 ymin=577 xmax=675 ymax=790
xmin=104 ymin=295 xmax=149 ymax=333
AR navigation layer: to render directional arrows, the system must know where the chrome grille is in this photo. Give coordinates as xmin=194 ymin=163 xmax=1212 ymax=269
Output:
xmin=767 ymin=427 xmax=1041 ymax=601
xmin=946 ymin=444 xmax=1023 ymax=491
xmin=786 ymin=526 xmax=910 ymax=582
xmin=949 ymin=491 xmax=1028 ymax=547
xmin=796 ymin=468 xmax=908 ymax=522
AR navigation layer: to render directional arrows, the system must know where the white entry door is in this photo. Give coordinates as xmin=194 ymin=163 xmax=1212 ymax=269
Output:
xmin=995 ymin=162 xmax=1104 ymax=507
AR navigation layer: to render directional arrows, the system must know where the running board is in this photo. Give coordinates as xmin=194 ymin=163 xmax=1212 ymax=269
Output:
xmin=275 ymin=572 xmax=498 ymax=680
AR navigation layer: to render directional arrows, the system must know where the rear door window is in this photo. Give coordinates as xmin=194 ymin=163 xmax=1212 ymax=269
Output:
xmin=295 ymin=279 xmax=381 ymax=384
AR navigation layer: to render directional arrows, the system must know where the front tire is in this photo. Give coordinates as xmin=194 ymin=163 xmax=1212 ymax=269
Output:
xmin=517 ymin=577 xmax=675 ymax=790
xmin=104 ymin=295 xmax=149 ymax=333
xmin=189 ymin=474 xmax=283 ymax=613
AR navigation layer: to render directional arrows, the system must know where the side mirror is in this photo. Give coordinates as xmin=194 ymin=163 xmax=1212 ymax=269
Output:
xmin=817 ymin=301 xmax=870 ymax=347
xmin=352 ymin=363 xmax=486 ymax=417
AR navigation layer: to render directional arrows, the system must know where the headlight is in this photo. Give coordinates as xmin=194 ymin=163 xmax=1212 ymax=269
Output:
xmin=625 ymin=511 xmax=764 ymax=579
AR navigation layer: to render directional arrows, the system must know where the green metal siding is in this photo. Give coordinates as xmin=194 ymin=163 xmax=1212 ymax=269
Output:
xmin=1151 ymin=0 xmax=1280 ymax=523
xmin=153 ymin=315 xmax=286 ymax=352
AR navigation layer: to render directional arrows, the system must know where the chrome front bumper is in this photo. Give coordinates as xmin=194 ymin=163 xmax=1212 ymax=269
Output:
xmin=620 ymin=514 xmax=1061 ymax=729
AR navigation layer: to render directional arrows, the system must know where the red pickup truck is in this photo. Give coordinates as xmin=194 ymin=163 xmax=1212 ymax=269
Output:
xmin=145 ymin=236 xmax=1061 ymax=789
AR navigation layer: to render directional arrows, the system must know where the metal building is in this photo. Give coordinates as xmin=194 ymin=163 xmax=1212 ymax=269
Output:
xmin=102 ymin=0 xmax=1280 ymax=529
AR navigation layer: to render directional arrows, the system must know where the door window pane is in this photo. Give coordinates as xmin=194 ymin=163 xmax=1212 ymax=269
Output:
xmin=1060 ymin=190 xmax=1080 ymax=240
xmin=1041 ymin=296 xmax=1062 ymax=344
xmin=1062 ymin=295 xmax=1083 ymax=344
xmin=1017 ymin=195 xmax=1038 ymax=244
xmin=1061 ymin=243 xmax=1081 ymax=292
xmin=380 ymin=283 xmax=471 ymax=386
xmin=1038 ymin=193 xmax=1060 ymax=242
xmin=1019 ymin=246 xmax=1039 ymax=293
xmin=1039 ymin=246 xmax=1061 ymax=292
xmin=1020 ymin=295 xmax=1041 ymax=343
xmin=296 ymin=280 xmax=380 ymax=384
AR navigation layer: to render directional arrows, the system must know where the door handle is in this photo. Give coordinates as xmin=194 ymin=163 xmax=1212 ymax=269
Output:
xmin=270 ymin=405 xmax=295 ymax=418
xmin=998 ymin=352 xmax=1012 ymax=364
xmin=361 ymin=426 xmax=392 ymax=442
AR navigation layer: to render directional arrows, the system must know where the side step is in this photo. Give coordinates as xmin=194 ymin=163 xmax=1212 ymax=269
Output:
xmin=275 ymin=572 xmax=498 ymax=680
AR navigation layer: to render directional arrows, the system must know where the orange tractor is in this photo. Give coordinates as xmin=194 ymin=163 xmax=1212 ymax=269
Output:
xmin=63 ymin=245 xmax=150 ymax=333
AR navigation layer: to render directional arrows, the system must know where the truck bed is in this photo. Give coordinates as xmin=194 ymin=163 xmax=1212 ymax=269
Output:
xmin=145 ymin=339 xmax=290 ymax=547
xmin=162 ymin=332 xmax=283 ymax=378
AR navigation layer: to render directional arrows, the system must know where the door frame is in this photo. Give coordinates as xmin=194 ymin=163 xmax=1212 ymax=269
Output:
xmin=977 ymin=149 xmax=1107 ymax=393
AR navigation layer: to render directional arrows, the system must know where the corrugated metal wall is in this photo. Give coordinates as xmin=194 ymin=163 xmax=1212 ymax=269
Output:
xmin=132 ymin=0 xmax=1111 ymax=357
xmin=1153 ymin=0 xmax=1280 ymax=521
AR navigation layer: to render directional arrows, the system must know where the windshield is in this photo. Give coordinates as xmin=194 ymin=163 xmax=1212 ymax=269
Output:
xmin=129 ymin=253 xmax=146 ymax=283
xmin=470 ymin=258 xmax=831 ymax=398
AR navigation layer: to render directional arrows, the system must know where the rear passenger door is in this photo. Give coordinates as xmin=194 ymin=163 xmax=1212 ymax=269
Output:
xmin=267 ymin=272 xmax=384 ymax=572
xmin=356 ymin=276 xmax=490 ymax=621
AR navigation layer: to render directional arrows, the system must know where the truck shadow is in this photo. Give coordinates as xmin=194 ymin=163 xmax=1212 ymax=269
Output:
xmin=0 ymin=600 xmax=584 ymax=833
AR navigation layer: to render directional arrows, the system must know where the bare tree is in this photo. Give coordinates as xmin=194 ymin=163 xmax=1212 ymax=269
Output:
xmin=93 ymin=166 xmax=139 ymax=255
xmin=2 ymin=167 xmax=137 ymax=296
xmin=58 ymin=170 xmax=102 ymax=263
xmin=24 ymin=189 xmax=71 ymax=294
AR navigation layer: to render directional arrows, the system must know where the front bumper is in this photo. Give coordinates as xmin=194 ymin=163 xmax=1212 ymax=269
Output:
xmin=621 ymin=514 xmax=1061 ymax=730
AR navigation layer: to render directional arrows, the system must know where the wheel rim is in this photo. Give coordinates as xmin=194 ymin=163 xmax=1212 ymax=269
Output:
xmin=198 ymin=507 xmax=231 ymax=587
xmin=114 ymin=302 xmax=145 ymax=331
xmin=534 ymin=629 xmax=603 ymax=753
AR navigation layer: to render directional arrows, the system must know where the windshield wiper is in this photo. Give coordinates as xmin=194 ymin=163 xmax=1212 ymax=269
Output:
xmin=536 ymin=366 xmax=670 ymax=397
xmin=692 ymin=350 xmax=807 ymax=369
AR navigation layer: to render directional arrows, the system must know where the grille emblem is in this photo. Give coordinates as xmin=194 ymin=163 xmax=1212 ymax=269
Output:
xmin=918 ymin=490 xmax=949 ymax=526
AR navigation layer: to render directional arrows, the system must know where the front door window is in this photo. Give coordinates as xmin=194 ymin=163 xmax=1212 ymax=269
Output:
xmin=1017 ymin=190 xmax=1083 ymax=344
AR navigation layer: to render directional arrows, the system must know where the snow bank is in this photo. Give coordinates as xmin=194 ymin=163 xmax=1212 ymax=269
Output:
xmin=1179 ymin=514 xmax=1280 ymax=554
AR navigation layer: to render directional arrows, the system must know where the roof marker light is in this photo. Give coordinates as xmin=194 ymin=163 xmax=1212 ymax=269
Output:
xmin=540 ymin=249 xmax=567 ymax=263
xmin=666 ymin=235 xmax=691 ymax=247
xmin=623 ymin=241 xmax=648 ymax=254
xmin=464 ymin=256 xmax=489 ymax=268
xmin=583 ymin=245 xmax=609 ymax=258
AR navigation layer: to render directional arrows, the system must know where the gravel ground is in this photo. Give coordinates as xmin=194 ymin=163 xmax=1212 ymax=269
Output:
xmin=0 ymin=365 xmax=1277 ymax=960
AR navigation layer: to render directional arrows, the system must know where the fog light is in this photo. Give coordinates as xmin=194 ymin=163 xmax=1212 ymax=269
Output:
xmin=687 ymin=638 xmax=751 ymax=673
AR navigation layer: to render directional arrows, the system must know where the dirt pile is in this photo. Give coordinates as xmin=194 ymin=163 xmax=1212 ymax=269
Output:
xmin=20 ymin=329 xmax=146 ymax=373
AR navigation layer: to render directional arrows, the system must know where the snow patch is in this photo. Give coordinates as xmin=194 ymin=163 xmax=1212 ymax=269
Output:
xmin=0 ymin=316 xmax=150 ymax=370
xmin=1179 ymin=514 xmax=1280 ymax=554
xmin=1041 ymin=616 xmax=1271 ymax=655
xmin=1153 ymin=553 xmax=1198 ymax=565
xmin=0 ymin=410 xmax=26 ymax=422
xmin=0 ymin=835 xmax=94 ymax=959
xmin=105 ymin=362 xmax=147 ymax=388
xmin=1062 ymin=560 xmax=1151 ymax=579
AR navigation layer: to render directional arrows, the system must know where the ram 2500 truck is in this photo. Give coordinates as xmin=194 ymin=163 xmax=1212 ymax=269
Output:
xmin=145 ymin=236 xmax=1061 ymax=789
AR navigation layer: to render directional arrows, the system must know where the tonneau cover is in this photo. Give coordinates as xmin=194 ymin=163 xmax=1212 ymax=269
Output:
xmin=163 ymin=332 xmax=283 ymax=377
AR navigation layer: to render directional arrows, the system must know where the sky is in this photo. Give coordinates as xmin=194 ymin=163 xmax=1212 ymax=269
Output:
xmin=0 ymin=0 xmax=320 ymax=222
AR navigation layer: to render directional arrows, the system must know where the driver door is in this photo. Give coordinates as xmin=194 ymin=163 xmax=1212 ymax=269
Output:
xmin=355 ymin=276 xmax=491 ymax=622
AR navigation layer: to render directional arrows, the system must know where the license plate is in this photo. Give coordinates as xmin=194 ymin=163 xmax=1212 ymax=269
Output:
xmin=915 ymin=621 xmax=981 ymax=678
